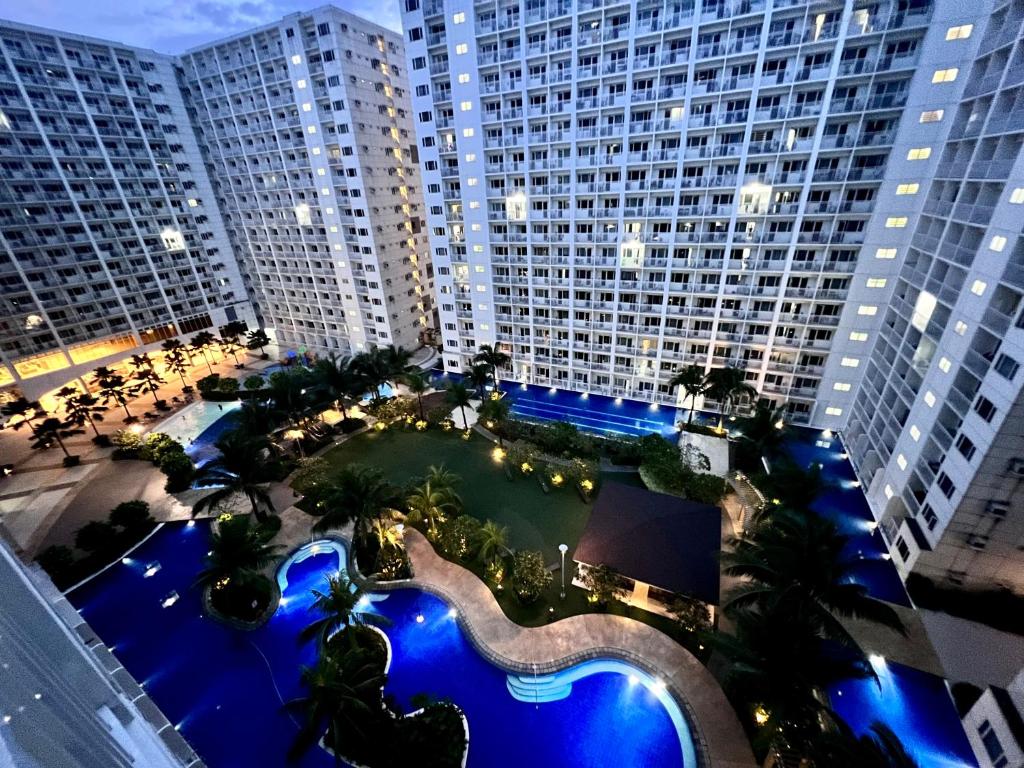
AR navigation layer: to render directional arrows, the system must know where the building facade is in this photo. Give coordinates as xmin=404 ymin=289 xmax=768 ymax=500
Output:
xmin=963 ymin=667 xmax=1024 ymax=768
xmin=0 ymin=23 xmax=252 ymax=400
xmin=177 ymin=7 xmax=434 ymax=358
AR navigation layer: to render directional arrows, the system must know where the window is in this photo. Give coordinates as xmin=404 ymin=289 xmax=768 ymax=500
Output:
xmin=945 ymin=24 xmax=973 ymax=40
xmin=825 ymin=406 xmax=842 ymax=416
xmin=938 ymin=356 xmax=952 ymax=372
xmin=875 ymin=248 xmax=897 ymax=259
xmin=453 ymin=11 xmax=466 ymax=23
xmin=1011 ymin=187 xmax=1024 ymax=204
xmin=408 ymin=27 xmax=423 ymax=41
xmin=969 ymin=279 xmax=987 ymax=296
xmin=975 ymin=395 xmax=997 ymax=422
xmin=920 ymin=110 xmax=944 ymax=123
xmin=462 ymin=127 xmax=474 ymax=137
xmin=910 ymin=424 xmax=921 ymax=441
xmin=296 ymin=79 xmax=307 ymax=89
xmin=897 ymin=454 xmax=907 ymax=470
xmin=936 ymin=472 xmax=956 ymax=499
xmin=924 ymin=390 xmax=936 ymax=407
xmin=459 ymin=100 xmax=473 ymax=111
xmin=458 ymin=73 xmax=470 ymax=83
xmin=866 ymin=278 xmax=887 ymax=288
xmin=840 ymin=357 xmax=860 ymax=367
xmin=895 ymin=183 xmax=919 ymax=195
xmin=954 ymin=320 xmax=968 ymax=335
xmin=995 ymin=353 xmax=1019 ymax=380
xmin=833 ymin=382 xmax=851 ymax=392
xmin=989 ymin=235 xmax=1007 ymax=252
xmin=885 ymin=217 xmax=907 ymax=228
xmin=920 ymin=503 xmax=938 ymax=531
xmin=907 ymin=147 xmax=932 ymax=160
xmin=857 ymin=305 xmax=878 ymax=315
xmin=978 ymin=720 xmax=1007 ymax=767
xmin=291 ymin=55 xmax=302 ymax=64
xmin=955 ymin=434 xmax=977 ymax=460
xmin=931 ymin=68 xmax=958 ymax=83
xmin=412 ymin=56 xmax=426 ymax=70
xmin=455 ymin=43 xmax=468 ymax=54
xmin=849 ymin=331 xmax=868 ymax=341
xmin=317 ymin=22 xmax=330 ymax=35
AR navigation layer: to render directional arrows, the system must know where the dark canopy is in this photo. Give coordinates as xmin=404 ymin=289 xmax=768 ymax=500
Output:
xmin=573 ymin=481 xmax=722 ymax=605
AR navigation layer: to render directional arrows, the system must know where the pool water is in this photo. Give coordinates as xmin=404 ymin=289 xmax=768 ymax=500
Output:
xmin=68 ymin=523 xmax=691 ymax=768
xmin=152 ymin=401 xmax=241 ymax=467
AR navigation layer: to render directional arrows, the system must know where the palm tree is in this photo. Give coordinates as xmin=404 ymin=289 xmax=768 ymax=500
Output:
xmin=313 ymin=354 xmax=360 ymax=419
xmin=193 ymin=430 xmax=278 ymax=521
xmin=28 ymin=416 xmax=83 ymax=462
xmin=464 ymin=363 xmax=491 ymax=400
xmin=191 ymin=331 xmax=217 ymax=374
xmin=311 ymin=464 xmax=402 ymax=544
xmin=426 ymin=464 xmax=461 ymax=491
xmin=737 ymin=401 xmax=788 ymax=468
xmin=56 ymin=386 xmax=107 ymax=442
xmin=247 ymin=328 xmax=271 ymax=357
xmin=476 ymin=520 xmax=509 ymax=566
xmin=299 ymin=573 xmax=385 ymax=649
xmin=218 ymin=333 xmax=243 ymax=368
xmin=705 ymin=365 xmax=757 ymax=430
xmin=810 ymin=719 xmax=918 ymax=768
xmin=285 ymin=649 xmax=386 ymax=762
xmin=267 ymin=368 xmax=312 ymax=428
xmin=92 ymin=366 xmax=139 ymax=423
xmin=668 ymin=364 xmax=708 ymax=426
xmin=1 ymin=396 xmax=44 ymax=435
xmin=477 ymin=396 xmax=511 ymax=445
xmin=163 ymin=347 xmax=191 ymax=389
xmin=722 ymin=507 xmax=906 ymax=650
xmin=130 ymin=354 xmax=164 ymax=406
xmin=402 ymin=371 xmax=430 ymax=420
xmin=445 ymin=381 xmax=473 ymax=429
xmin=381 ymin=344 xmax=413 ymax=378
xmin=406 ymin=471 xmax=463 ymax=538
xmin=162 ymin=337 xmax=192 ymax=365
xmin=194 ymin=514 xmax=282 ymax=591
xmin=474 ymin=343 xmax=510 ymax=388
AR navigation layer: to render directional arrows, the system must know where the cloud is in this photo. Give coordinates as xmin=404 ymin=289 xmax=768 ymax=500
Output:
xmin=3 ymin=0 xmax=403 ymax=53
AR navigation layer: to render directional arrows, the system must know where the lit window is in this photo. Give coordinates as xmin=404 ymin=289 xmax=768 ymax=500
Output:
xmin=907 ymin=147 xmax=932 ymax=160
xmin=307 ymin=125 xmax=317 ymax=134
xmin=302 ymin=102 xmax=312 ymax=111
xmin=875 ymin=248 xmax=897 ymax=259
xmin=291 ymin=55 xmax=302 ymax=65
xmin=866 ymin=278 xmax=887 ymax=288
xmin=311 ymin=147 xmax=321 ymax=155
xmin=920 ymin=110 xmax=944 ymax=123
xmin=954 ymin=320 xmax=968 ymax=335
xmin=479 ymin=323 xmax=490 ymax=331
xmin=455 ymin=43 xmax=468 ymax=54
xmin=938 ymin=356 xmax=952 ymax=372
xmin=474 ymin=265 xmax=485 ymax=272
xmin=458 ymin=73 xmax=470 ymax=83
xmin=885 ymin=217 xmax=907 ymax=228
xmin=459 ymin=100 xmax=473 ymax=111
xmin=990 ymin=235 xmax=1007 ymax=252
xmin=317 ymin=168 xmax=326 ymax=176
xmin=910 ymin=425 xmax=921 ymax=441
xmin=849 ymin=331 xmax=869 ymax=341
xmin=932 ymin=68 xmax=959 ymax=83
xmin=464 ymin=153 xmax=476 ymax=162
xmin=945 ymin=24 xmax=973 ymax=40
xmin=453 ymin=11 xmax=466 ymax=23
xmin=896 ymin=183 xmax=919 ymax=195
xmin=475 ymin=284 xmax=486 ymax=292
xmin=912 ymin=291 xmax=936 ymax=331
xmin=971 ymin=280 xmax=987 ymax=296
xmin=1010 ymin=188 xmax=1024 ymax=204
xmin=472 ymin=244 xmax=483 ymax=252
xmin=462 ymin=128 xmax=474 ymax=137
xmin=187 ymin=198 xmax=199 ymax=207
xmin=924 ymin=391 xmax=936 ymax=407
xmin=466 ymin=177 xmax=478 ymax=186
xmin=833 ymin=382 xmax=851 ymax=392
xmin=857 ymin=305 xmax=878 ymax=316
xmin=825 ymin=406 xmax=843 ymax=416
xmin=841 ymin=357 xmax=860 ymax=368
xmin=884 ymin=484 xmax=894 ymax=499
xmin=296 ymin=79 xmax=307 ymax=89
xmin=469 ymin=201 xmax=480 ymax=209
xmin=897 ymin=454 xmax=907 ymax=470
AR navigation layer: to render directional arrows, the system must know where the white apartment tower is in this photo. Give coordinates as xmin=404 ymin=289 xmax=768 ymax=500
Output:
xmin=0 ymin=23 xmax=252 ymax=400
xmin=177 ymin=8 xmax=434 ymax=357
xmin=402 ymin=0 xmax=978 ymax=425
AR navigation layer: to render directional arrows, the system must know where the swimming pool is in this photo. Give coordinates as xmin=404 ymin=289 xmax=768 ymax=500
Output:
xmin=151 ymin=400 xmax=241 ymax=467
xmin=68 ymin=523 xmax=694 ymax=768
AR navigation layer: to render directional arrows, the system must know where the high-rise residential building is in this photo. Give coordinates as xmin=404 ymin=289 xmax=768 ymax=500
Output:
xmin=0 ymin=23 xmax=252 ymax=400
xmin=838 ymin=1 xmax=1024 ymax=594
xmin=401 ymin=0 xmax=979 ymax=428
xmin=0 ymin=536 xmax=196 ymax=767
xmin=177 ymin=8 xmax=434 ymax=357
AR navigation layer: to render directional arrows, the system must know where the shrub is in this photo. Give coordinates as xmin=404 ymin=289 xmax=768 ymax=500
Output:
xmin=141 ymin=433 xmax=184 ymax=463
xmin=111 ymin=429 xmax=143 ymax=459
xmin=565 ymin=457 xmax=598 ymax=486
xmin=255 ymin=515 xmax=282 ymax=542
xmin=109 ymin=500 xmax=153 ymax=531
xmin=219 ymin=377 xmax=240 ymax=395
xmin=685 ymin=472 xmax=727 ymax=505
xmin=506 ymin=440 xmax=539 ymax=473
xmin=669 ymin=596 xmax=711 ymax=634
xmin=196 ymin=374 xmax=221 ymax=395
xmin=292 ymin=457 xmax=330 ymax=492
xmin=75 ymin=520 xmax=117 ymax=554
xmin=511 ymin=550 xmax=551 ymax=604
xmin=425 ymin=404 xmax=451 ymax=426
xmin=243 ymin=375 xmax=265 ymax=392
xmin=437 ymin=515 xmax=481 ymax=561
xmin=339 ymin=417 xmax=367 ymax=434
xmin=605 ymin=437 xmax=643 ymax=466
xmin=580 ymin=563 xmax=624 ymax=607
xmin=389 ymin=700 xmax=466 ymax=768
xmin=159 ymin=450 xmax=195 ymax=492
xmin=37 ymin=545 xmax=75 ymax=583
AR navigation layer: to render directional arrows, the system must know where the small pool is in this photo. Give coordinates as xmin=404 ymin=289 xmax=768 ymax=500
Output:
xmin=151 ymin=401 xmax=241 ymax=467
xmin=68 ymin=524 xmax=694 ymax=768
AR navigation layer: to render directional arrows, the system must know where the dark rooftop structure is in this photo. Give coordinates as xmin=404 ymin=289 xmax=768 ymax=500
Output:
xmin=573 ymin=481 xmax=722 ymax=605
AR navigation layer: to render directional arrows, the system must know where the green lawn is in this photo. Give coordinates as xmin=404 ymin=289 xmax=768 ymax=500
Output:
xmin=309 ymin=428 xmax=593 ymax=555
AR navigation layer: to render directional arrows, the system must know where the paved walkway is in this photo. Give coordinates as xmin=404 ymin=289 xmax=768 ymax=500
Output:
xmin=392 ymin=527 xmax=755 ymax=768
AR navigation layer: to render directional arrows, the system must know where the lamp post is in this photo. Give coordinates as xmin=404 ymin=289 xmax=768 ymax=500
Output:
xmin=558 ymin=543 xmax=568 ymax=599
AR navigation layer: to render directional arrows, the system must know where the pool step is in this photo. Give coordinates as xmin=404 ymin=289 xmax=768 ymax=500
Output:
xmin=506 ymin=673 xmax=573 ymax=703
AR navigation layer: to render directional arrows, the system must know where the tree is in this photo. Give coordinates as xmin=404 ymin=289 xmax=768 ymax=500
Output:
xmin=29 ymin=416 xmax=83 ymax=463
xmin=669 ymin=596 xmax=711 ymax=634
xmin=299 ymin=573 xmax=386 ymax=649
xmin=75 ymin=520 xmax=117 ymax=553
xmin=464 ymin=363 xmax=491 ymax=400
xmin=668 ymin=364 xmax=709 ymax=426
xmin=444 ymin=381 xmax=473 ymax=429
xmin=55 ymin=385 xmax=107 ymax=442
xmin=402 ymin=371 xmax=431 ymax=420
xmin=130 ymin=354 xmax=165 ymax=406
xmin=267 ymin=368 xmax=313 ymax=428
xmin=218 ymin=333 xmax=244 ymax=368
xmin=191 ymin=331 xmax=218 ymax=374
xmin=476 ymin=520 xmax=509 ymax=566
xmin=311 ymin=464 xmax=403 ymax=544
xmin=381 ymin=344 xmax=413 ymax=379
xmin=1 ymin=396 xmax=44 ymax=435
xmin=511 ymin=550 xmax=551 ymax=604
xmin=109 ymin=500 xmax=154 ymax=532
xmin=722 ymin=507 xmax=906 ymax=651
xmin=247 ymin=328 xmax=271 ymax=357
xmin=313 ymin=354 xmax=361 ymax=419
xmin=92 ymin=366 xmax=139 ymax=423
xmin=474 ymin=343 xmax=510 ymax=388
xmin=477 ymin=397 xmax=511 ymax=445
xmin=163 ymin=347 xmax=191 ymax=389
xmin=286 ymin=649 xmax=386 ymax=762
xmin=192 ymin=430 xmax=278 ymax=521
xmin=580 ymin=563 xmax=624 ymax=607
xmin=194 ymin=514 xmax=282 ymax=591
xmin=738 ymin=401 xmax=788 ymax=463
xmin=407 ymin=472 xmax=463 ymax=539
xmin=705 ymin=365 xmax=757 ymax=430
xmin=161 ymin=337 xmax=191 ymax=364
xmin=810 ymin=719 xmax=918 ymax=768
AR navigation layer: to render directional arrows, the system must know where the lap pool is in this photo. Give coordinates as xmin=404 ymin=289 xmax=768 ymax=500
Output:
xmin=151 ymin=400 xmax=241 ymax=467
xmin=68 ymin=523 xmax=694 ymax=768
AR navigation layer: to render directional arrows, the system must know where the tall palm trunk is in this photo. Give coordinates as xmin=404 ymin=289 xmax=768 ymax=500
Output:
xmin=201 ymin=349 xmax=213 ymax=374
xmin=459 ymin=404 xmax=468 ymax=429
xmin=687 ymin=394 xmax=696 ymax=425
xmin=86 ymin=414 xmax=101 ymax=438
xmin=52 ymin=431 xmax=70 ymax=458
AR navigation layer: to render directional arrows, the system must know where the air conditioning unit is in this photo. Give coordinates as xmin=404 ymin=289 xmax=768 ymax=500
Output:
xmin=967 ymin=534 xmax=989 ymax=551
xmin=986 ymin=500 xmax=1010 ymax=519
xmin=1008 ymin=458 xmax=1024 ymax=477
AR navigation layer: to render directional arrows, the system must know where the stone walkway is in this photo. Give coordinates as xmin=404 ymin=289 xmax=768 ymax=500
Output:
xmin=392 ymin=527 xmax=755 ymax=768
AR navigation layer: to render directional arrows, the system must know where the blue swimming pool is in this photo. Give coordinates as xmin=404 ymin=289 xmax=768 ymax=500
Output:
xmin=68 ymin=523 xmax=693 ymax=768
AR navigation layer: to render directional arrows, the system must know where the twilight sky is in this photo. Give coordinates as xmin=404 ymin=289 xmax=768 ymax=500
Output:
xmin=0 ymin=0 xmax=404 ymax=52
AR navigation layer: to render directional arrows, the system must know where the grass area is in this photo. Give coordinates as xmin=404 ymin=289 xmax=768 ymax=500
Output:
xmin=310 ymin=428 xmax=597 ymax=554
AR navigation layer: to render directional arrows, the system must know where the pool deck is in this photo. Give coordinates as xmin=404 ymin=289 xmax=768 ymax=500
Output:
xmin=389 ymin=527 xmax=755 ymax=768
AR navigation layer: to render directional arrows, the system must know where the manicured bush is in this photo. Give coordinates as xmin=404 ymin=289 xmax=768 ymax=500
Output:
xmin=36 ymin=545 xmax=75 ymax=583
xmin=196 ymin=374 xmax=221 ymax=395
xmin=511 ymin=550 xmax=551 ymax=604
xmin=111 ymin=429 xmax=143 ymax=460
xmin=159 ymin=450 xmax=195 ymax=492
xmin=437 ymin=515 xmax=481 ymax=561
xmin=219 ymin=377 xmax=240 ymax=395
xmin=109 ymin=500 xmax=153 ymax=531
xmin=685 ymin=472 xmax=728 ymax=505
xmin=75 ymin=520 xmax=117 ymax=554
